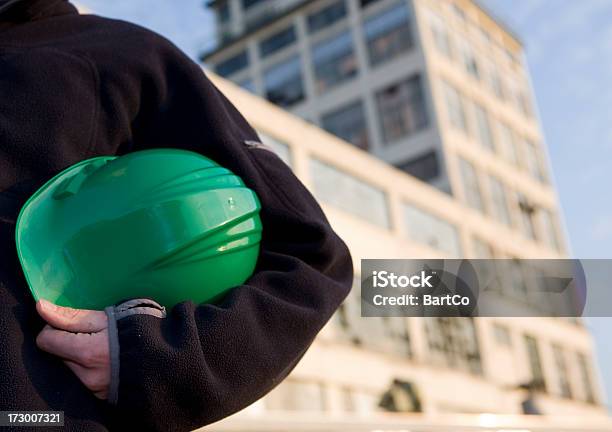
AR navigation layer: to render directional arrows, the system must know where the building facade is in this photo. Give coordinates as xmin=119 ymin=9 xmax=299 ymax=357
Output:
xmin=198 ymin=0 xmax=608 ymax=428
xmin=202 ymin=0 xmax=562 ymax=258
xmin=199 ymin=75 xmax=608 ymax=429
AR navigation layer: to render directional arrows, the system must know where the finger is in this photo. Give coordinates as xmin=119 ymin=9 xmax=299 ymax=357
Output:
xmin=36 ymin=326 xmax=84 ymax=363
xmin=37 ymin=299 xmax=107 ymax=333
xmin=93 ymin=390 xmax=108 ymax=400
xmin=36 ymin=325 xmax=106 ymax=365
xmin=63 ymin=360 xmax=109 ymax=396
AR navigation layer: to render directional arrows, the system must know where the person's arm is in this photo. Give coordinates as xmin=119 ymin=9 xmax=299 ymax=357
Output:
xmin=35 ymin=29 xmax=351 ymax=430
xmin=109 ymin=35 xmax=352 ymax=430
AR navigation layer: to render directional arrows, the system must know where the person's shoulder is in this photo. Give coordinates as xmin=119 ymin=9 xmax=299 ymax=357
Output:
xmin=74 ymin=14 xmax=178 ymax=52
xmin=66 ymin=14 xmax=193 ymax=73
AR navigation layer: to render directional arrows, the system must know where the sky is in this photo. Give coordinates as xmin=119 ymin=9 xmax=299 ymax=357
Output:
xmin=78 ymin=0 xmax=612 ymax=410
xmin=482 ymin=0 xmax=612 ymax=410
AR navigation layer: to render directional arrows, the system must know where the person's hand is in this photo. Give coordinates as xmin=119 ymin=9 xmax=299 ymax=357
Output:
xmin=35 ymin=299 xmax=110 ymax=400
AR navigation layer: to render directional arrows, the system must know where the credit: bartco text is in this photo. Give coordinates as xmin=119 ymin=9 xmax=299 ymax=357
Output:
xmin=371 ymin=294 xmax=471 ymax=307
xmin=369 ymin=270 xmax=471 ymax=308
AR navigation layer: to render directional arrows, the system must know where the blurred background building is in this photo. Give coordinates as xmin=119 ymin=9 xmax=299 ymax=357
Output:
xmin=202 ymin=0 xmax=552 ymax=204
xmin=202 ymin=74 xmax=609 ymax=430
xmin=76 ymin=0 xmax=611 ymax=429
xmin=197 ymin=0 xmax=609 ymax=428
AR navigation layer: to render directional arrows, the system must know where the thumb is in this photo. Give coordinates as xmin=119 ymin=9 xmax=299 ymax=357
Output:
xmin=36 ymin=299 xmax=107 ymax=333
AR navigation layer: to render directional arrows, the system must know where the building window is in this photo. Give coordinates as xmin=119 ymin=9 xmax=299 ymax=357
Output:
xmin=505 ymin=48 xmax=519 ymax=66
xmin=241 ymin=0 xmax=266 ymax=10
xmin=312 ymin=30 xmax=357 ymax=92
xmin=398 ymin=151 xmax=440 ymax=182
xmin=497 ymin=122 xmax=519 ymax=165
xmin=265 ymin=380 xmax=327 ymax=411
xmin=321 ymin=100 xmax=369 ymax=150
xmin=215 ymin=50 xmax=249 ymax=77
xmin=492 ymin=71 xmax=505 ymax=99
xmin=381 ymin=317 xmax=412 ymax=357
xmin=523 ymin=139 xmax=548 ymax=183
xmin=403 ymin=203 xmax=461 ymax=255
xmin=577 ymin=352 xmax=596 ymax=404
xmin=259 ymin=26 xmax=297 ymax=58
xmin=508 ymin=258 xmax=528 ymax=296
xmin=494 ymin=258 xmax=529 ymax=303
xmin=488 ymin=175 xmax=511 ymax=226
xmin=524 ymin=335 xmax=546 ymax=392
xmin=307 ymin=0 xmax=347 ymax=34
xmin=517 ymin=90 xmax=533 ymax=118
xmin=539 ymin=209 xmax=561 ymax=251
xmin=452 ymin=4 xmax=467 ymax=24
xmin=363 ymin=3 xmax=413 ymax=66
xmin=507 ymin=80 xmax=524 ymax=113
xmin=443 ymin=82 xmax=468 ymax=133
xmin=508 ymin=80 xmax=533 ymax=118
xmin=256 ymin=131 xmax=292 ymax=166
xmin=264 ymin=55 xmax=304 ymax=107
xmin=360 ymin=0 xmax=383 ymax=9
xmin=429 ymin=11 xmax=452 ymax=58
xmin=376 ymin=75 xmax=428 ymax=144
xmin=488 ymin=64 xmax=505 ymax=100
xmin=517 ymin=193 xmax=537 ymax=240
xmin=333 ymin=277 xmax=363 ymax=345
xmin=219 ymin=2 xmax=230 ymax=24
xmin=493 ymin=324 xmax=512 ymax=347
xmin=474 ymin=103 xmax=495 ymax=150
xmin=479 ymin=27 xmax=491 ymax=45
xmin=425 ymin=318 xmax=482 ymax=375
xmin=336 ymin=302 xmax=351 ymax=334
xmin=552 ymin=345 xmax=573 ymax=399
xmin=356 ymin=316 xmax=411 ymax=355
xmin=459 ymin=157 xmax=484 ymax=212
xmin=458 ymin=39 xmax=480 ymax=80
xmin=310 ymin=158 xmax=390 ymax=227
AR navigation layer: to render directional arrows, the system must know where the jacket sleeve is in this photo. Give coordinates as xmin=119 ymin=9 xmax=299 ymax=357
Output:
xmin=105 ymin=34 xmax=354 ymax=431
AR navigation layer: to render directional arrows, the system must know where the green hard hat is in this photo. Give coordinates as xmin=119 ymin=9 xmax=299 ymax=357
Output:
xmin=15 ymin=149 xmax=262 ymax=310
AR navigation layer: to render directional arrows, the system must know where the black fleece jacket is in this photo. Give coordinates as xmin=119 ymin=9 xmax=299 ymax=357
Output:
xmin=0 ymin=1 xmax=353 ymax=430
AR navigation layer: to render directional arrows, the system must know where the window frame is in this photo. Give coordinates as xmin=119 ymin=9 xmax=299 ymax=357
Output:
xmin=443 ymin=81 xmax=469 ymax=134
xmin=488 ymin=174 xmax=512 ymax=226
xmin=402 ymin=202 xmax=462 ymax=256
xmin=307 ymin=0 xmax=348 ymax=34
xmin=215 ymin=49 xmax=249 ymax=78
xmin=524 ymin=334 xmax=547 ymax=392
xmin=263 ymin=54 xmax=306 ymax=108
xmin=375 ymin=74 xmax=429 ymax=144
xmin=363 ymin=2 xmax=414 ymax=67
xmin=458 ymin=157 xmax=485 ymax=213
xmin=311 ymin=29 xmax=358 ymax=93
xmin=310 ymin=158 xmax=391 ymax=228
xmin=321 ymin=99 xmax=370 ymax=150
